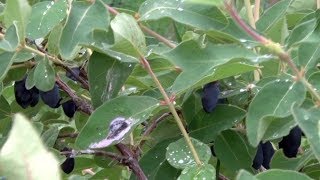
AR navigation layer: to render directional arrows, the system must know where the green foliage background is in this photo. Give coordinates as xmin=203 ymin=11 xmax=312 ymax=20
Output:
xmin=0 ymin=0 xmax=320 ymax=179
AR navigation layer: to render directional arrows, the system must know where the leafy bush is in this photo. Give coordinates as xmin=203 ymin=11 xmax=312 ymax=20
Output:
xmin=0 ymin=0 xmax=319 ymax=179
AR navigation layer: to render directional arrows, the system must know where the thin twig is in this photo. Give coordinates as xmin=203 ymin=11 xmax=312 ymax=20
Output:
xmin=140 ymin=56 xmax=202 ymax=166
xmin=23 ymin=45 xmax=64 ymax=65
xmin=58 ymin=133 xmax=79 ymax=138
xmin=57 ymin=65 xmax=90 ymax=90
xmin=317 ymin=0 xmax=320 ymax=9
xmin=253 ymin=0 xmax=261 ymax=22
xmin=56 ymin=76 xmax=93 ymax=115
xmin=103 ymin=0 xmax=202 ymax=167
xmin=225 ymin=2 xmax=267 ymax=43
xmin=139 ymin=25 xmax=177 ymax=48
xmin=244 ymin=0 xmax=256 ymax=29
xmin=225 ymin=2 xmax=320 ymax=103
xmin=244 ymin=0 xmax=260 ymax=81
xmin=116 ymin=143 xmax=148 ymax=180
xmin=219 ymin=174 xmax=230 ymax=180
xmin=103 ymin=3 xmax=177 ymax=49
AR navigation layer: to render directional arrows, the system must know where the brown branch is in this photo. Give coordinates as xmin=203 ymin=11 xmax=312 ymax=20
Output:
xmin=224 ymin=2 xmax=267 ymax=44
xmin=26 ymin=38 xmax=90 ymax=90
xmin=116 ymin=143 xmax=147 ymax=180
xmin=58 ymin=133 xmax=79 ymax=138
xmin=56 ymin=76 xmax=93 ymax=115
xmin=57 ymin=65 xmax=90 ymax=90
xmin=219 ymin=174 xmax=230 ymax=180
xmin=56 ymin=76 xmax=147 ymax=179
xmin=224 ymin=2 xmax=320 ymax=103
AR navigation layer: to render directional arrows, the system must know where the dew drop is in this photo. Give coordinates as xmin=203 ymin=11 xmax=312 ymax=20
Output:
xmin=289 ymin=85 xmax=293 ymax=90
xmin=272 ymin=133 xmax=279 ymax=138
xmin=239 ymin=39 xmax=247 ymax=43
xmin=239 ymin=88 xmax=246 ymax=92
xmin=177 ymin=7 xmax=183 ymax=11
xmin=304 ymin=115 xmax=309 ymax=120
xmin=178 ymin=159 xmax=184 ymax=164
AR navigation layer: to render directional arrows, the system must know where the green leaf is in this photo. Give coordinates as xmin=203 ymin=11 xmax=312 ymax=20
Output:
xmin=236 ymin=170 xmax=257 ymax=180
xmin=246 ymin=80 xmax=306 ymax=146
xmin=26 ymin=66 xmax=36 ymax=89
xmin=178 ymin=164 xmax=216 ymax=180
xmin=303 ymin=162 xmax=320 ymax=179
xmin=135 ymin=138 xmax=180 ymax=180
xmin=181 ymin=90 xmax=202 ymax=125
xmin=292 ymin=104 xmax=320 ymax=161
xmin=59 ymin=0 xmax=109 ymax=60
xmin=3 ymin=0 xmax=31 ymax=42
xmin=214 ymin=130 xmax=255 ymax=172
xmin=13 ymin=48 xmax=35 ymax=63
xmin=47 ymin=24 xmax=63 ymax=55
xmin=90 ymin=166 xmax=124 ymax=180
xmin=0 ymin=114 xmax=60 ymax=179
xmin=87 ymin=29 xmax=140 ymax=63
xmin=189 ymin=104 xmax=246 ymax=143
xmin=88 ymin=52 xmax=135 ymax=108
xmin=41 ymin=126 xmax=59 ymax=148
xmin=26 ymin=0 xmax=67 ymax=39
xmin=262 ymin=116 xmax=297 ymax=141
xmin=256 ymin=169 xmax=313 ymax=180
xmin=288 ymin=0 xmax=316 ymax=13
xmin=0 ymin=52 xmax=15 ymax=81
xmin=186 ymin=0 xmax=223 ymax=6
xmin=110 ymin=13 xmax=146 ymax=57
xmin=256 ymin=0 xmax=292 ymax=33
xmin=34 ymin=56 xmax=55 ymax=91
xmin=75 ymin=96 xmax=159 ymax=149
xmin=154 ymin=161 xmax=180 ymax=180
xmin=286 ymin=12 xmax=316 ymax=47
xmin=297 ymin=42 xmax=320 ymax=71
xmin=0 ymin=23 xmax=19 ymax=51
xmin=162 ymin=40 xmax=258 ymax=94
xmin=139 ymin=0 xmax=227 ymax=31
xmin=271 ymin=150 xmax=314 ymax=170
xmin=0 ymin=95 xmax=11 ymax=120
xmin=308 ymin=71 xmax=320 ymax=93
xmin=237 ymin=169 xmax=313 ymax=180
xmin=166 ymin=137 xmax=211 ymax=169
xmin=129 ymin=57 xmax=178 ymax=89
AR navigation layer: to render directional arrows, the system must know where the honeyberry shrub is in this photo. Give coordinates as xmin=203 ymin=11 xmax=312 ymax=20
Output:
xmin=0 ymin=0 xmax=320 ymax=179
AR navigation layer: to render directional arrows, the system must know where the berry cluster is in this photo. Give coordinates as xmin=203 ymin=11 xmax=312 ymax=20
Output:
xmin=202 ymin=82 xmax=303 ymax=170
xmin=14 ymin=76 xmax=77 ymax=118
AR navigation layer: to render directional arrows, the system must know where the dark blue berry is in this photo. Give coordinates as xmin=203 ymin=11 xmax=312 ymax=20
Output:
xmin=279 ymin=126 xmax=302 ymax=158
xmin=14 ymin=77 xmax=39 ymax=108
xmin=62 ymin=100 xmax=77 ymax=118
xmin=40 ymin=84 xmax=60 ymax=108
xmin=252 ymin=143 xmax=263 ymax=170
xmin=201 ymin=81 xmax=220 ymax=113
